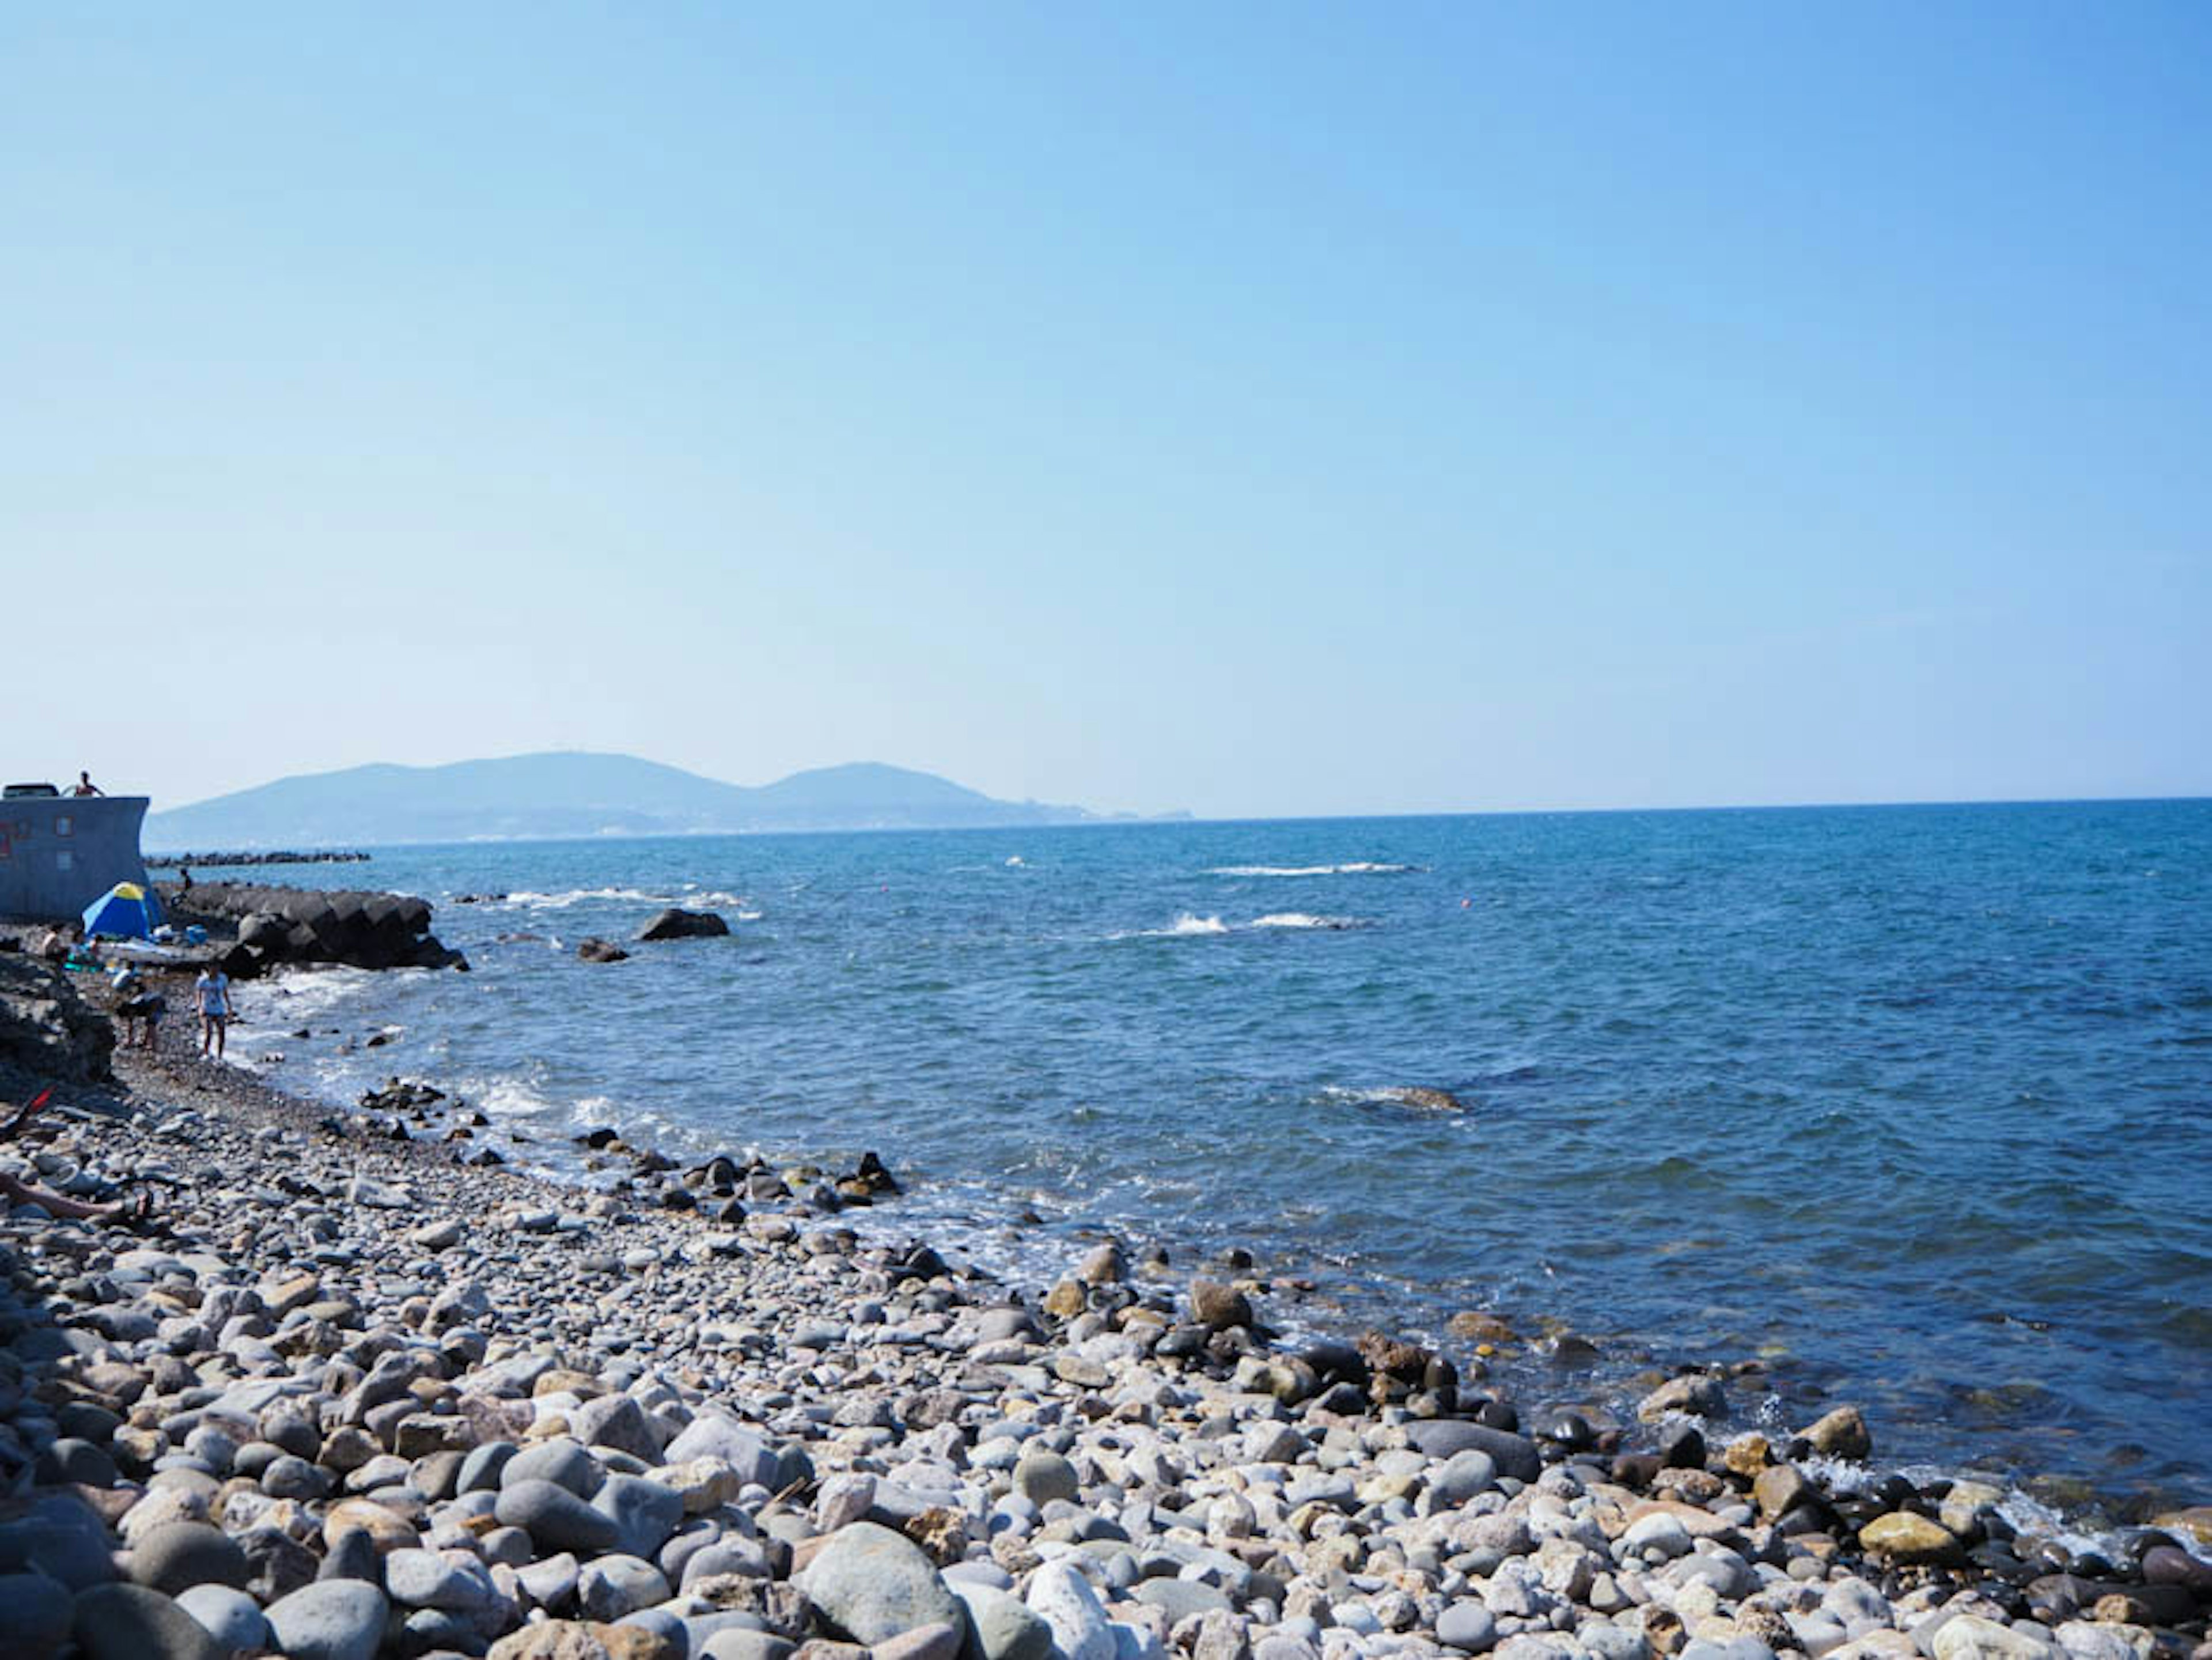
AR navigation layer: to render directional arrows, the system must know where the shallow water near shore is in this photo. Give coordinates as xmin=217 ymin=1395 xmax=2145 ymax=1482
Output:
xmin=215 ymin=800 xmax=2212 ymax=1523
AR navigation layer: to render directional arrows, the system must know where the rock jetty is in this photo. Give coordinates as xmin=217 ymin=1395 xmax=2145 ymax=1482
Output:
xmin=147 ymin=852 xmax=373 ymax=869
xmin=158 ymin=883 xmax=466 ymax=978
xmin=0 ymin=1058 xmax=2205 ymax=1660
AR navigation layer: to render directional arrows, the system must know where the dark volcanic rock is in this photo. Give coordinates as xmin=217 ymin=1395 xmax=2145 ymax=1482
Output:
xmin=638 ymin=907 xmax=730 ymax=941
xmin=0 ymin=955 xmax=115 ymax=1081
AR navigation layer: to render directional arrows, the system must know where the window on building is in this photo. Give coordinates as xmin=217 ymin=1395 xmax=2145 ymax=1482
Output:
xmin=55 ymin=849 xmax=73 ymax=871
xmin=55 ymin=815 xmax=71 ymax=836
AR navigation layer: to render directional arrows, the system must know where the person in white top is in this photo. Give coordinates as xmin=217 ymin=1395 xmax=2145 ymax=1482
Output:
xmin=195 ymin=966 xmax=234 ymax=1058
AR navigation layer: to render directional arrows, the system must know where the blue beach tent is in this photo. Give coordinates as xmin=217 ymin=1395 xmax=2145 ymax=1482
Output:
xmin=81 ymin=881 xmax=164 ymax=940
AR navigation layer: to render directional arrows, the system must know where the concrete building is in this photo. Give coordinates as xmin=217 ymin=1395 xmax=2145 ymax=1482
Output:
xmin=0 ymin=789 xmax=153 ymax=921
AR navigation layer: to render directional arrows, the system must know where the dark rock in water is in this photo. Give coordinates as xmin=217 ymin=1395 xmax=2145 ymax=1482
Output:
xmin=577 ymin=937 xmax=630 ymax=963
xmin=639 ymin=907 xmax=730 ymax=941
xmin=1540 ymin=1412 xmax=1595 ymax=1451
xmin=854 ymin=1150 xmax=900 ymax=1193
xmin=1403 ymin=1420 xmax=1543 ymax=1483
xmin=71 ymin=1583 xmax=226 ymax=1660
xmin=1386 ymin=1086 xmax=1466 ymax=1112
xmin=170 ymin=882 xmax=464 ymax=977
xmin=1550 ymin=1334 xmax=1603 ymax=1368
xmin=359 ymin=1079 xmax=444 ymax=1113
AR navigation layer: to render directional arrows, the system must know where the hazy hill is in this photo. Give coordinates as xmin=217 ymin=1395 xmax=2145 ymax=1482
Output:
xmin=145 ymin=753 xmax=1107 ymax=848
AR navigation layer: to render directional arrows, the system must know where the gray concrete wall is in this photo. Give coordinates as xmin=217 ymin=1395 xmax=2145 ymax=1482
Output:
xmin=0 ymin=796 xmax=153 ymax=921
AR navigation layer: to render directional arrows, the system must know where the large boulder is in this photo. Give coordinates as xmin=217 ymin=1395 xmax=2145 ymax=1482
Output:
xmin=638 ymin=908 xmax=729 ymax=942
xmin=0 ymin=955 xmax=113 ymax=1081
xmin=798 ymin=1522 xmax=963 ymax=1646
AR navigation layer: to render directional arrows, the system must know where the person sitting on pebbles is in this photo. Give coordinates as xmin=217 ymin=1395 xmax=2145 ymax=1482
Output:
xmin=0 ymin=1090 xmax=158 ymax=1226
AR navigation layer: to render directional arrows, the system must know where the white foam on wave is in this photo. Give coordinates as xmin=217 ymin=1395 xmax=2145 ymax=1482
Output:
xmin=248 ymin=965 xmax=388 ymax=1026
xmin=498 ymin=887 xmax=677 ymax=911
xmin=1157 ymin=913 xmax=1230 ymax=937
xmin=1113 ymin=910 xmax=1374 ymax=940
xmin=468 ymin=1075 xmax=560 ymax=1119
xmin=1209 ymin=862 xmax=1419 ymax=877
xmin=1319 ymin=1084 xmax=1464 ymax=1111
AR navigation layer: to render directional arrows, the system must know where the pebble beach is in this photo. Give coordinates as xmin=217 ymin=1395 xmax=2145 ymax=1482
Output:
xmin=1 ymin=1024 xmax=2207 ymax=1660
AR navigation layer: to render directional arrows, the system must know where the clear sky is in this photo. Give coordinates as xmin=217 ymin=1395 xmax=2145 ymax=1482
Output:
xmin=6 ymin=3 xmax=2207 ymax=819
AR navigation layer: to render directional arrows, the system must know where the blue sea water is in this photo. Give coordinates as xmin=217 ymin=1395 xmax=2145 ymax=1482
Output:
xmin=223 ymin=800 xmax=2212 ymax=1522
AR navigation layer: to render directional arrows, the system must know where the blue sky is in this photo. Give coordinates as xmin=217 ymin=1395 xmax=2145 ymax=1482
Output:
xmin=6 ymin=3 xmax=2207 ymax=817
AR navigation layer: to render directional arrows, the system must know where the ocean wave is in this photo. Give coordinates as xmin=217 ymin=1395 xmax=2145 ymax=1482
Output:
xmin=1112 ymin=912 xmax=1371 ymax=940
xmin=1157 ymin=913 xmax=1230 ymax=937
xmin=497 ymin=887 xmax=679 ymax=910
xmin=1209 ymin=862 xmax=1419 ymax=877
xmin=1320 ymin=1084 xmax=1468 ymax=1112
xmin=244 ymin=965 xmax=389 ymax=1028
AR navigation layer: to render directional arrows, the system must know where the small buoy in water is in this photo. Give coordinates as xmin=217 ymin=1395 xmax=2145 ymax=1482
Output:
xmin=1460 ymin=898 xmax=1471 ymax=909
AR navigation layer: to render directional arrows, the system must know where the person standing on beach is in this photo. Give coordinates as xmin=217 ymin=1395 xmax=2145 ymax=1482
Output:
xmin=195 ymin=965 xmax=233 ymax=1058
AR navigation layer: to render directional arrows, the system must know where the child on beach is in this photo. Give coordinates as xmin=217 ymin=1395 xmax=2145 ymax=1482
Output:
xmin=195 ymin=965 xmax=234 ymax=1058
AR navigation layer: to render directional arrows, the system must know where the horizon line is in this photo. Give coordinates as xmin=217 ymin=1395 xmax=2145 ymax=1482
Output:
xmin=141 ymin=790 xmax=2211 ymax=854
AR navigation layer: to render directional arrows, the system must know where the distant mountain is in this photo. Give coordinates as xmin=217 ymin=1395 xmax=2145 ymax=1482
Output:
xmin=145 ymin=753 xmax=1124 ymax=848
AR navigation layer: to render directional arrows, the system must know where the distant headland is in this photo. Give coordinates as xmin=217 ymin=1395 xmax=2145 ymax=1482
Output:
xmin=145 ymin=751 xmax=1186 ymax=849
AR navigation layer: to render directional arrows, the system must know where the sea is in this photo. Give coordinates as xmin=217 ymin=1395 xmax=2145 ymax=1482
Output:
xmin=206 ymin=799 xmax=2212 ymax=1536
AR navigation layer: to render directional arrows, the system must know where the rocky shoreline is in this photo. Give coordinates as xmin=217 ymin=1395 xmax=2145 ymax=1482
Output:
xmin=0 ymin=1030 xmax=2206 ymax=1660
